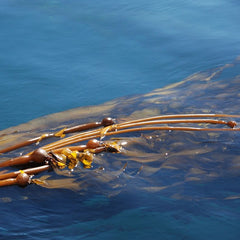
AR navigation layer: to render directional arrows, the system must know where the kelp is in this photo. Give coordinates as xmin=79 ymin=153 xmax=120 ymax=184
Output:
xmin=0 ymin=57 xmax=240 ymax=200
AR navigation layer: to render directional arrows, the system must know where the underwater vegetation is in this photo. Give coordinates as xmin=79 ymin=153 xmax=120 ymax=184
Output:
xmin=0 ymin=58 xmax=240 ymax=201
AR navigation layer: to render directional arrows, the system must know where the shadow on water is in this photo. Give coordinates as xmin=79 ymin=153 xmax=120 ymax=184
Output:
xmin=1 ymin=58 xmax=240 ymax=239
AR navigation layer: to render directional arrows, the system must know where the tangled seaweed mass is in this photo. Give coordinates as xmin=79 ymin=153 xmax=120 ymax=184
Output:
xmin=0 ymin=58 xmax=240 ymax=199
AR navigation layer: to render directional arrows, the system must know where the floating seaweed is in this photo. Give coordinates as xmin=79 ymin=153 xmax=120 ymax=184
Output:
xmin=0 ymin=58 xmax=240 ymax=199
xmin=0 ymin=113 xmax=239 ymax=188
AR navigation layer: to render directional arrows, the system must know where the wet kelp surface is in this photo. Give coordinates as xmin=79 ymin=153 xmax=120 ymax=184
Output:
xmin=0 ymin=60 xmax=240 ymax=239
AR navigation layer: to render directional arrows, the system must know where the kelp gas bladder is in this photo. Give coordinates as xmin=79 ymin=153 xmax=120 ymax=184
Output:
xmin=0 ymin=114 xmax=239 ymax=188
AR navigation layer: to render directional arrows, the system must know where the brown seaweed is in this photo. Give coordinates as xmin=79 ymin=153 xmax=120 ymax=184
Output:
xmin=0 ymin=113 xmax=239 ymax=188
xmin=0 ymin=58 xmax=240 ymax=199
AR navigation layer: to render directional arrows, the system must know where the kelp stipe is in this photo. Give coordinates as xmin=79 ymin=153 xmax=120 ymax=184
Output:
xmin=0 ymin=114 xmax=239 ymax=188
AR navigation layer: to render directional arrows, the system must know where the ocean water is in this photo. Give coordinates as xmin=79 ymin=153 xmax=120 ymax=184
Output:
xmin=0 ymin=0 xmax=240 ymax=130
xmin=0 ymin=0 xmax=240 ymax=239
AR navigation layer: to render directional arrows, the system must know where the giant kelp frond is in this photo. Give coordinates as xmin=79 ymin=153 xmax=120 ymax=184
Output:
xmin=0 ymin=114 xmax=239 ymax=188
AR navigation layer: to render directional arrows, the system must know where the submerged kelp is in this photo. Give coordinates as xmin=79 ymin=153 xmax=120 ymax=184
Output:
xmin=0 ymin=58 xmax=240 ymax=200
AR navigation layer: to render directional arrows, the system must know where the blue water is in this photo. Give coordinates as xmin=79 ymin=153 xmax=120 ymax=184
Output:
xmin=1 ymin=1 xmax=240 ymax=239
xmin=0 ymin=0 xmax=240 ymax=130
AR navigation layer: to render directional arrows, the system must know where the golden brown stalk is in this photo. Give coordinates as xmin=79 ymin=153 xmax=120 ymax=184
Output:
xmin=0 ymin=165 xmax=50 ymax=181
xmin=41 ymin=117 xmax=239 ymax=151
xmin=0 ymin=134 xmax=54 ymax=154
xmin=0 ymin=165 xmax=51 ymax=187
xmin=121 ymin=114 xmax=240 ymax=125
xmin=0 ymin=118 xmax=114 ymax=154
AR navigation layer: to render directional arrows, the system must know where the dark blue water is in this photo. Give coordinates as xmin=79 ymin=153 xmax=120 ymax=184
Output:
xmin=1 ymin=1 xmax=240 ymax=239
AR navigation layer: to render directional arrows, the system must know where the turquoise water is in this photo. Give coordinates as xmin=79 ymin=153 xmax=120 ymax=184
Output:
xmin=1 ymin=1 xmax=240 ymax=240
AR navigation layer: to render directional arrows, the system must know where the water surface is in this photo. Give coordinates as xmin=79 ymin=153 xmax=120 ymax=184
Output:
xmin=0 ymin=1 xmax=240 ymax=239
xmin=0 ymin=0 xmax=240 ymax=129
